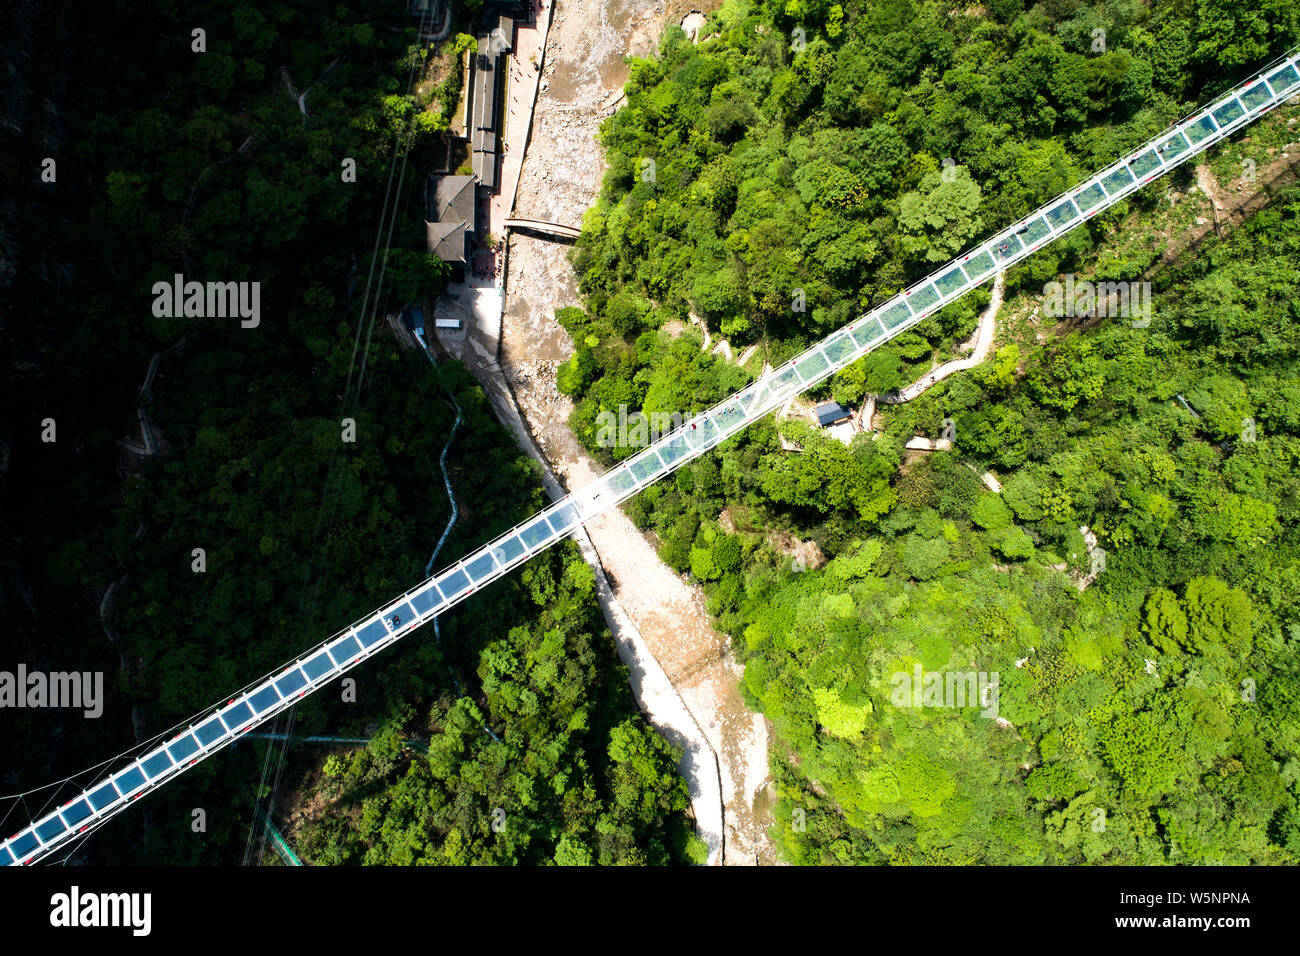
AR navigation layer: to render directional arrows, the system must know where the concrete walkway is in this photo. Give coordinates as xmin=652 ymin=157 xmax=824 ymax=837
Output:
xmin=490 ymin=0 xmax=555 ymax=238
xmin=879 ymin=272 xmax=1006 ymax=483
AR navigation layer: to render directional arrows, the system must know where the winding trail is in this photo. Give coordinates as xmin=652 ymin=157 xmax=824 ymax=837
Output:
xmin=282 ymin=51 xmax=350 ymax=118
xmin=881 ymin=270 xmax=1004 ymax=405
xmin=422 ymin=359 xmax=463 ymax=581
xmin=107 ymin=338 xmax=189 ymax=739
xmin=874 ymin=273 xmax=1006 ymax=483
xmin=418 ymin=342 xmax=503 ymax=743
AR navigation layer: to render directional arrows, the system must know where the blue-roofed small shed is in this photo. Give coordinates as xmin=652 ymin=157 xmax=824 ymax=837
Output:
xmin=814 ymin=402 xmax=851 ymax=427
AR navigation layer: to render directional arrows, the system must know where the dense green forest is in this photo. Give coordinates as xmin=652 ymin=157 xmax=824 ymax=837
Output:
xmin=750 ymin=185 xmax=1300 ymax=864
xmin=1 ymin=0 xmax=698 ymax=865
xmin=6 ymin=0 xmax=1300 ymax=868
xmin=558 ymin=0 xmax=1300 ymax=863
xmin=565 ymin=0 xmax=1300 ymax=432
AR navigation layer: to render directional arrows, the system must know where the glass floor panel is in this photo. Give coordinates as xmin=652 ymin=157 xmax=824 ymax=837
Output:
xmin=517 ymin=518 xmax=552 ymax=550
xmin=822 ymin=333 xmax=856 ymax=365
xmin=1074 ymin=182 xmax=1107 ymax=212
xmin=547 ymin=502 xmax=578 ymax=532
xmin=879 ymin=299 xmax=912 ymax=330
xmin=435 ymin=567 xmax=471 ymax=598
xmin=1212 ymin=98 xmax=1244 ymax=126
xmin=606 ymin=468 xmax=637 ymax=496
xmin=1046 ymin=199 xmax=1078 ymax=230
xmin=907 ymin=284 xmax=939 ymax=313
xmin=657 ymin=434 xmax=691 ymax=467
xmin=1102 ymin=165 xmax=1134 ymax=194
xmin=490 ymin=535 xmax=526 ymax=566
xmin=963 ymin=249 xmax=996 ymax=277
xmin=1239 ymin=82 xmax=1271 ymax=112
xmin=1267 ymin=64 xmax=1299 ymax=93
xmin=1129 ymin=149 xmax=1160 ymax=177
xmin=794 ymin=350 xmax=829 ymax=381
xmin=1159 ymin=131 xmax=1190 ymax=161
xmin=465 ymin=551 xmax=496 ymax=581
xmin=628 ymin=451 xmax=664 ymax=483
xmin=934 ymin=266 xmax=967 ymax=296
xmin=1019 ymin=217 xmax=1051 ymax=246
xmin=1183 ymin=115 xmax=1217 ymax=145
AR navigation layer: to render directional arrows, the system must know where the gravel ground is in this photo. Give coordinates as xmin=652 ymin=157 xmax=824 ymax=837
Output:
xmin=499 ymin=0 xmax=780 ymax=865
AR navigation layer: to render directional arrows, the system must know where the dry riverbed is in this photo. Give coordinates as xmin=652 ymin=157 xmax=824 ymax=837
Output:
xmin=497 ymin=0 xmax=779 ymax=864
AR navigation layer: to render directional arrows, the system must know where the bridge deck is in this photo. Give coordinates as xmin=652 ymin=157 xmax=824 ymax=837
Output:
xmin=504 ymin=217 xmax=581 ymax=238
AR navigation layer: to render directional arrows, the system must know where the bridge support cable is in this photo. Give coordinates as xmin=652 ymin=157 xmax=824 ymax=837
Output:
xmin=237 ymin=732 xmax=428 ymax=754
xmin=4 ymin=48 xmax=1298 ymax=866
xmin=239 ymin=1 xmax=443 ymax=870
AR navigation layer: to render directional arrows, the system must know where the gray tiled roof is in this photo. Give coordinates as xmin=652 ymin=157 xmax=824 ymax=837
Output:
xmin=425 ymin=174 xmax=477 ymax=263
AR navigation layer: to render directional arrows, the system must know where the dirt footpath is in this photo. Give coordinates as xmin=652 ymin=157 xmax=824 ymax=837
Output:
xmin=500 ymin=0 xmax=779 ymax=864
